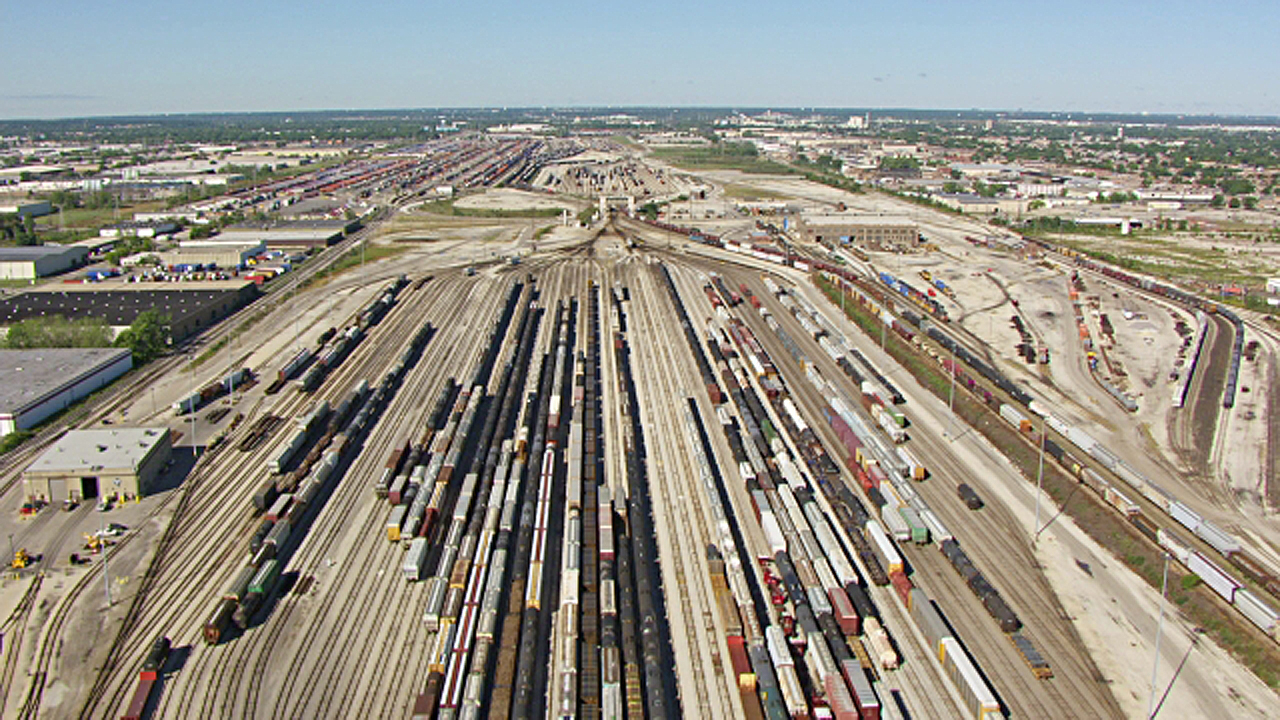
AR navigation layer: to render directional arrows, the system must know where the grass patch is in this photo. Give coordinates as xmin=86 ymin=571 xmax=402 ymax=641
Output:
xmin=0 ymin=430 xmax=35 ymax=456
xmin=814 ymin=274 xmax=1280 ymax=688
xmin=36 ymin=206 xmax=131 ymax=230
xmin=722 ymin=183 xmax=789 ymax=201
xmin=189 ymin=335 xmax=232 ymax=370
xmin=533 ymin=224 xmax=555 ymax=240
xmin=302 ymin=243 xmax=409 ymax=290
xmin=186 ymin=306 xmax=270 ymax=370
xmin=649 ymin=143 xmax=798 ymax=175
xmin=418 ymin=198 xmax=568 ymax=219
xmin=1047 ymin=237 xmax=1280 ymax=309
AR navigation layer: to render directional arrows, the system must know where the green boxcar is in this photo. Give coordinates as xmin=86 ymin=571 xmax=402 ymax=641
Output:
xmin=761 ymin=418 xmax=778 ymax=445
xmin=899 ymin=507 xmax=929 ymax=545
xmin=249 ymin=559 xmax=281 ymax=596
xmin=885 ymin=406 xmax=907 ymax=428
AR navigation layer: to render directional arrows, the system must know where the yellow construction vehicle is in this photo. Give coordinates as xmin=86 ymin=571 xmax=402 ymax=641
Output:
xmin=12 ymin=548 xmax=32 ymax=569
xmin=84 ymin=534 xmax=113 ymax=554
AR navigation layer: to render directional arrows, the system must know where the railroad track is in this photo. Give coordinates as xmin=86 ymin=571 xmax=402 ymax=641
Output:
xmin=182 ymin=277 xmax=474 ymax=717
xmin=666 ymin=256 xmax=977 ymax=718
xmin=255 ymin=277 xmax=499 ymax=718
xmin=630 ymin=263 xmax=738 ymax=718
xmin=0 ymin=574 xmax=43 ymax=716
xmin=715 ymin=258 xmax=1122 ymax=717
xmin=75 ymin=273 xmax=450 ymax=718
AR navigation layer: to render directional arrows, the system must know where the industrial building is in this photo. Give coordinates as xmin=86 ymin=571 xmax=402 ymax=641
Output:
xmin=158 ymin=242 xmax=266 ymax=269
xmin=23 ymin=427 xmax=171 ymax=504
xmin=99 ymin=221 xmax=181 ymax=239
xmin=0 ymin=284 xmax=259 ymax=342
xmin=0 ymin=245 xmax=91 ymax=280
xmin=0 ymin=200 xmax=53 ymax=218
xmin=796 ymin=214 xmax=920 ymax=251
xmin=203 ymin=219 xmax=354 ymax=250
xmin=0 ymin=348 xmax=133 ymax=435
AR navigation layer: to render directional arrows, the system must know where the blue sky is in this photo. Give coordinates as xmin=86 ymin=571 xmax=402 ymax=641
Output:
xmin=2 ymin=1 xmax=1276 ymax=119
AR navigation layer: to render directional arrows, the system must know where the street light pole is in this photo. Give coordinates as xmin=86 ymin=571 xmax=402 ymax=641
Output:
xmin=947 ymin=342 xmax=956 ymax=438
xmin=102 ymin=519 xmax=112 ymax=607
xmin=190 ymin=355 xmax=198 ymax=460
xmin=1149 ymin=553 xmax=1170 ymax=719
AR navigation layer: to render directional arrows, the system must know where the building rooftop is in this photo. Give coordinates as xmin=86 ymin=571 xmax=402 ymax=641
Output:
xmin=0 ymin=348 xmax=132 ymax=415
xmin=0 ymin=286 xmax=252 ymax=326
xmin=27 ymin=427 xmax=168 ymax=474
xmin=800 ymin=214 xmax=918 ymax=227
xmin=939 ymin=193 xmax=1000 ymax=205
xmin=0 ymin=246 xmax=84 ymax=262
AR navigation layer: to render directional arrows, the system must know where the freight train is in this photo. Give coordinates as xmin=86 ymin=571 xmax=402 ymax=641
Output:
xmin=204 ymin=315 xmax=424 ymax=645
xmin=663 ymin=264 xmax=1014 ymax=718
xmin=173 ymin=367 xmax=254 ymax=415
xmin=819 ymin=270 xmax=1280 ymax=644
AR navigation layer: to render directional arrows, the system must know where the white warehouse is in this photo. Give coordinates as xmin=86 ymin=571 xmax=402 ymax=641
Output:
xmin=0 ymin=348 xmax=133 ymax=435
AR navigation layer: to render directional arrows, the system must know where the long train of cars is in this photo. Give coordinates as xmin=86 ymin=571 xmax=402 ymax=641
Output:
xmin=203 ymin=350 xmax=412 ymax=644
xmin=299 ymin=275 xmax=410 ymax=392
xmin=748 ymin=277 xmax=1028 ymax=637
xmin=121 ymin=636 xmax=172 ymax=720
xmin=173 ymin=367 xmax=254 ymax=416
xmin=816 ymin=269 xmax=1280 ymax=645
xmin=660 ymin=263 xmax=1009 ymax=719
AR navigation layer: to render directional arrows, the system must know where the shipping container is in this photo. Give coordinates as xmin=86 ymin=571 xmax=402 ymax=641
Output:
xmin=1195 ymin=521 xmax=1241 ymax=556
xmin=1188 ymin=551 xmax=1240 ymax=604
xmin=840 ymin=658 xmax=880 ymax=720
xmin=1234 ymin=589 xmax=1280 ymax=636
xmin=828 ymin=586 xmax=860 ymax=636
xmin=386 ymin=505 xmax=407 ymax=542
xmin=866 ymin=521 xmax=903 ymax=575
xmin=910 ymin=589 xmax=948 ymax=656
xmin=824 ymin=673 xmax=859 ymax=720
xmin=266 ymin=493 xmax=293 ymax=522
xmin=404 ymin=537 xmax=428 ymax=581
xmin=939 ymin=637 xmax=1001 ymax=719
xmin=1169 ymin=501 xmax=1202 ymax=534
xmin=248 ymin=559 xmax=280 ymax=596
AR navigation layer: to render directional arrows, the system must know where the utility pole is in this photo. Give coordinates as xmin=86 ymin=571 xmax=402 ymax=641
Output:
xmin=190 ymin=355 xmax=199 ymax=460
xmin=1149 ymin=553 xmax=1170 ymax=719
xmin=947 ymin=341 xmax=956 ymax=438
xmin=102 ymin=520 xmax=112 ymax=607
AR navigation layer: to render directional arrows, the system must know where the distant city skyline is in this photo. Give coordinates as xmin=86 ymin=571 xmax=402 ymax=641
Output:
xmin=3 ymin=0 xmax=1277 ymax=119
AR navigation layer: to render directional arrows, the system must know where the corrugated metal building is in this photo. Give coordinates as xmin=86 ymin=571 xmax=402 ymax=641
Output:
xmin=0 ymin=246 xmax=91 ymax=280
xmin=796 ymin=214 xmax=920 ymax=251
xmin=0 ymin=348 xmax=133 ymax=435
xmin=23 ymin=427 xmax=171 ymax=503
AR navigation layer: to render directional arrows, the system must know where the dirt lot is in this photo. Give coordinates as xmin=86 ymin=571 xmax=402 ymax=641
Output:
xmin=452 ymin=188 xmax=584 ymax=213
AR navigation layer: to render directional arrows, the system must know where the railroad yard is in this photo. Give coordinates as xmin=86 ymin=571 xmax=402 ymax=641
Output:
xmin=2 ymin=140 xmax=1280 ymax=720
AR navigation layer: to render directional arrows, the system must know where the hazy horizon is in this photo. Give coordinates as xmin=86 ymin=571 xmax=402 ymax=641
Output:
xmin=3 ymin=0 xmax=1277 ymax=120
